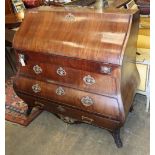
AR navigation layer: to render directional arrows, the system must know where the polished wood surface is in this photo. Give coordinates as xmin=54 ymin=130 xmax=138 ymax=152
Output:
xmin=17 ymin=52 xmax=117 ymax=96
xmin=14 ymin=76 xmax=120 ymax=120
xmin=13 ymin=7 xmax=140 ymax=147
xmin=5 ymin=0 xmax=14 ymax=15
xmin=120 ymin=10 xmax=140 ymax=116
xmin=13 ymin=7 xmax=138 ymax=65
xmin=5 ymin=14 xmax=21 ymax=28
xmin=15 ymin=92 xmax=121 ymax=130
xmin=5 ymin=0 xmax=22 ymax=28
xmin=16 ymin=51 xmax=118 ymax=74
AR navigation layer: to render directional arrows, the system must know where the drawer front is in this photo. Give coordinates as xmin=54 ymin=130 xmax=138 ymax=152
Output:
xmin=50 ymin=104 xmax=120 ymax=130
xmin=14 ymin=77 xmax=120 ymax=120
xmin=17 ymin=51 xmax=118 ymax=75
xmin=17 ymin=52 xmax=118 ymax=95
xmin=20 ymin=63 xmax=116 ymax=95
xmin=17 ymin=92 xmax=121 ymax=130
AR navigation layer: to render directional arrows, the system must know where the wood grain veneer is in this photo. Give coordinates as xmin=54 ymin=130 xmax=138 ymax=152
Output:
xmin=13 ymin=7 xmax=140 ymax=148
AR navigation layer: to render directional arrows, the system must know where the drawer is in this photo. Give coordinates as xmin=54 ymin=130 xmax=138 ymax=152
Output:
xmin=14 ymin=77 xmax=120 ymax=120
xmin=17 ymin=51 xmax=118 ymax=75
xmin=20 ymin=63 xmax=116 ymax=95
xmin=16 ymin=92 xmax=121 ymax=130
xmin=17 ymin=52 xmax=117 ymax=95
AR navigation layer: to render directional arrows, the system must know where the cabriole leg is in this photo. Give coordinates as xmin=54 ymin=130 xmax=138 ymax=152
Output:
xmin=26 ymin=105 xmax=33 ymax=116
xmin=111 ymin=128 xmax=123 ymax=148
xmin=14 ymin=91 xmax=35 ymax=116
xmin=129 ymin=105 xmax=134 ymax=112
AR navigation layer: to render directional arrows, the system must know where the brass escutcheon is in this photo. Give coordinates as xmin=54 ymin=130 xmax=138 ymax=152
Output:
xmin=81 ymin=116 xmax=94 ymax=124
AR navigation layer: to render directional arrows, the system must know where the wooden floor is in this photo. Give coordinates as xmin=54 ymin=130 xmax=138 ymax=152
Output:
xmin=6 ymin=94 xmax=149 ymax=155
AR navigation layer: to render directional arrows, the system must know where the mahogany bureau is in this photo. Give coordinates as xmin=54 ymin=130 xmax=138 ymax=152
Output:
xmin=13 ymin=7 xmax=140 ymax=148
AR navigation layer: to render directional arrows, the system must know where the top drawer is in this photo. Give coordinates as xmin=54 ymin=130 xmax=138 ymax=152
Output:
xmin=17 ymin=51 xmax=119 ymax=95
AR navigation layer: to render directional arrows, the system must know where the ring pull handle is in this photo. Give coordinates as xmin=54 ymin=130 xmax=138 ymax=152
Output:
xmin=56 ymin=87 xmax=65 ymax=96
xmin=83 ymin=75 xmax=95 ymax=85
xmin=32 ymin=84 xmax=41 ymax=93
xmin=57 ymin=67 xmax=66 ymax=76
xmin=33 ymin=65 xmax=42 ymax=74
xmin=81 ymin=96 xmax=94 ymax=107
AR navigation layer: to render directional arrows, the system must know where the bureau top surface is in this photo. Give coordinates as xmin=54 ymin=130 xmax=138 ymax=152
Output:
xmin=13 ymin=7 xmax=139 ymax=65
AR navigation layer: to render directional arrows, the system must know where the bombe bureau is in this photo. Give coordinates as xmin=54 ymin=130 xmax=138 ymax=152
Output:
xmin=13 ymin=7 xmax=140 ymax=148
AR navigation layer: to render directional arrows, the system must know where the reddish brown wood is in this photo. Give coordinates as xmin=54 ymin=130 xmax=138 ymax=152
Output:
xmin=14 ymin=92 xmax=121 ymax=131
xmin=13 ymin=8 xmax=138 ymax=65
xmin=13 ymin=7 xmax=140 ymax=147
xmin=16 ymin=51 xmax=119 ymax=74
xmin=5 ymin=0 xmax=22 ymax=28
xmin=14 ymin=76 xmax=120 ymax=120
xmin=17 ymin=53 xmax=118 ymax=96
xmin=5 ymin=0 xmax=14 ymax=15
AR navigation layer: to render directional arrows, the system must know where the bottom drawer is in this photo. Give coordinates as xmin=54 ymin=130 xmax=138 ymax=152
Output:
xmin=46 ymin=103 xmax=121 ymax=131
xmin=16 ymin=92 xmax=121 ymax=131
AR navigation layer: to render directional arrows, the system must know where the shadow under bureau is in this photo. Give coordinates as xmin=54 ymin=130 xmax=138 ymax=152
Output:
xmin=13 ymin=7 xmax=140 ymax=148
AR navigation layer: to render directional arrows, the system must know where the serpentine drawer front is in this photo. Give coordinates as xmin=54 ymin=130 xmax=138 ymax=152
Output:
xmin=14 ymin=76 xmax=120 ymax=120
xmin=15 ymin=92 xmax=121 ymax=131
xmin=13 ymin=8 xmax=140 ymax=148
xmin=18 ymin=57 xmax=117 ymax=95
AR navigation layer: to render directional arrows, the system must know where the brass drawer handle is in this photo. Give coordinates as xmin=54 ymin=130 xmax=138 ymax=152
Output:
xmin=101 ymin=66 xmax=111 ymax=74
xmin=33 ymin=65 xmax=42 ymax=74
xmin=32 ymin=84 xmax=41 ymax=93
xmin=56 ymin=87 xmax=65 ymax=96
xmin=58 ymin=114 xmax=77 ymax=124
xmin=82 ymin=116 xmax=94 ymax=124
xmin=83 ymin=75 xmax=95 ymax=85
xmin=57 ymin=67 xmax=66 ymax=76
xmin=81 ymin=96 xmax=94 ymax=107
